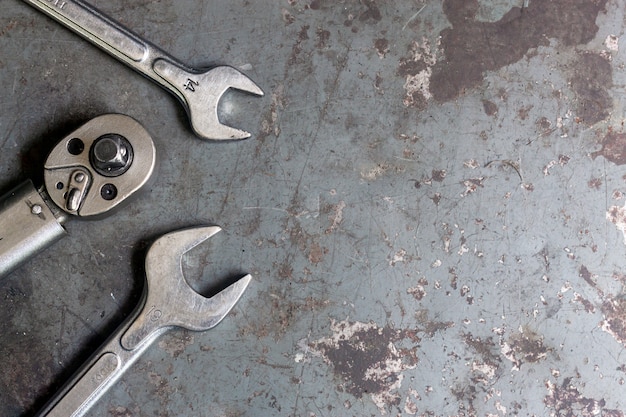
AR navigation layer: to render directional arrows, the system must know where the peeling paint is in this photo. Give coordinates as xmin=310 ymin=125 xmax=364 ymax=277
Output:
xmin=430 ymin=0 xmax=608 ymax=103
xmin=606 ymin=202 xmax=626 ymax=243
xmin=500 ymin=327 xmax=548 ymax=371
xmin=361 ymin=163 xmax=388 ymax=180
xmin=307 ymin=317 xmax=454 ymax=414
xmin=325 ymin=200 xmax=346 ymax=234
xmin=605 ymin=34 xmax=619 ymax=52
xmin=544 ymin=377 xmax=621 ymax=417
xmin=592 ymin=131 xmax=626 ymax=165
xmin=398 ymin=38 xmax=438 ymax=109
xmin=568 ymin=52 xmax=613 ymax=125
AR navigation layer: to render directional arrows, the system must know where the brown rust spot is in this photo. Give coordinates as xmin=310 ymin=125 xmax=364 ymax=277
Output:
xmin=108 ymin=406 xmax=137 ymax=417
xmin=289 ymin=25 xmax=310 ymax=65
xmin=517 ymin=105 xmax=533 ymax=120
xmin=158 ymin=332 xmax=194 ymax=358
xmin=502 ymin=327 xmax=549 ymax=369
xmin=374 ymin=38 xmax=389 ymax=58
xmin=429 ymin=0 xmax=607 ymax=103
xmin=588 ymin=177 xmax=602 ymax=189
xmin=310 ymin=320 xmax=421 ymax=410
xmin=482 ymin=99 xmax=498 ymax=116
xmin=544 ymin=377 xmax=614 ymax=417
xmin=309 ymin=0 xmax=321 ymax=10
xmin=601 ymin=297 xmax=626 ymax=346
xmin=315 ymin=27 xmax=330 ymax=49
xmin=537 ymin=116 xmax=552 ymax=132
xmin=463 ymin=333 xmax=502 ymax=367
xmin=308 ymin=242 xmax=328 ymax=264
xmin=592 ymin=131 xmax=626 ymax=165
xmin=240 ymin=288 xmax=330 ymax=340
xmin=358 ymin=0 xmax=382 ymax=23
xmin=568 ymin=52 xmax=613 ymax=125
xmin=431 ymin=169 xmax=446 ymax=182
xmin=579 ymin=265 xmax=599 ymax=290
xmin=317 ymin=326 xmax=405 ymax=399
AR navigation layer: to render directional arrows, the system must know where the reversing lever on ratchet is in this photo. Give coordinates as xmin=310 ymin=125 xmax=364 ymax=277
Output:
xmin=0 ymin=114 xmax=156 ymax=277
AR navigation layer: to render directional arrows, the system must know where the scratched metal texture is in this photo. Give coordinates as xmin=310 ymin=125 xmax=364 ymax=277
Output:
xmin=2 ymin=0 xmax=626 ymax=416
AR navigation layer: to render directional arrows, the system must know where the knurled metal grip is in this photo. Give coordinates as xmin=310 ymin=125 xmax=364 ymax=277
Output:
xmin=0 ymin=180 xmax=67 ymax=277
xmin=44 ymin=114 xmax=156 ymax=217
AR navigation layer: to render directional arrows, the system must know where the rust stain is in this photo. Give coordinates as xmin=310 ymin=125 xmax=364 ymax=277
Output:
xmin=374 ymin=38 xmax=389 ymax=58
xmin=315 ymin=27 xmax=330 ymax=48
xmin=309 ymin=320 xmax=419 ymax=413
xmin=463 ymin=333 xmax=502 ymax=384
xmin=281 ymin=9 xmax=296 ymax=25
xmin=398 ymin=0 xmax=608 ymax=110
xmin=407 ymin=277 xmax=428 ymax=301
xmin=158 ymin=332 xmax=194 ymax=358
xmin=606 ymin=202 xmax=626 ymax=243
xmin=577 ymin=265 xmax=626 ymax=347
xmin=358 ymin=0 xmax=382 ymax=23
xmin=0 ymin=21 xmax=18 ymax=38
xmin=289 ymin=25 xmax=310 ymax=65
xmin=601 ymin=298 xmax=626 ymax=346
xmin=398 ymin=39 xmax=437 ymax=110
xmin=517 ymin=105 xmax=533 ymax=120
xmin=545 ymin=377 xmax=622 ymax=417
xmin=568 ymin=52 xmax=613 ymax=125
xmin=588 ymin=177 xmax=602 ymax=189
xmin=430 ymin=0 xmax=607 ymax=103
xmin=324 ymin=200 xmax=346 ymax=234
xmin=461 ymin=177 xmax=485 ymax=197
xmin=108 ymin=406 xmax=138 ymax=417
xmin=501 ymin=327 xmax=549 ymax=370
xmin=308 ymin=316 xmax=452 ymax=413
xmin=431 ymin=169 xmax=446 ymax=182
xmin=482 ymin=99 xmax=498 ymax=117
xmin=592 ymin=131 xmax=626 ymax=165
xmin=308 ymin=242 xmax=328 ymax=264
xmin=579 ymin=265 xmax=599 ymax=292
xmin=240 ymin=288 xmax=329 ymax=340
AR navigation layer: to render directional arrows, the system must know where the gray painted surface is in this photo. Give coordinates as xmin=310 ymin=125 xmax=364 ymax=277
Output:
xmin=1 ymin=1 xmax=626 ymax=416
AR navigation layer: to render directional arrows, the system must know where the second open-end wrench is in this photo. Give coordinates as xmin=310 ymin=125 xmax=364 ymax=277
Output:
xmin=24 ymin=0 xmax=264 ymax=140
xmin=35 ymin=226 xmax=252 ymax=417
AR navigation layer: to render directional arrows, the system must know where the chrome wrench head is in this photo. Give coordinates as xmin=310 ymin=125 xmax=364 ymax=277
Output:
xmin=36 ymin=226 xmax=251 ymax=417
xmin=23 ymin=0 xmax=264 ymax=141
xmin=153 ymin=61 xmax=265 ymax=140
xmin=121 ymin=225 xmax=252 ymax=350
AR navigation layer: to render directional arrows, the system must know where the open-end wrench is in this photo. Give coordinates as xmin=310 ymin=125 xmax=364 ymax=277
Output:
xmin=35 ymin=226 xmax=252 ymax=417
xmin=23 ymin=0 xmax=264 ymax=140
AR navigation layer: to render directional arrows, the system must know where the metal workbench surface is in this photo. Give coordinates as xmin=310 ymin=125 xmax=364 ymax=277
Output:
xmin=2 ymin=0 xmax=626 ymax=416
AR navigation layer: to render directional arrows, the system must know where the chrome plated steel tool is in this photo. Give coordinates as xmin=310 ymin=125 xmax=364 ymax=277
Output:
xmin=23 ymin=0 xmax=264 ymax=140
xmin=0 ymin=114 xmax=156 ymax=277
xmin=35 ymin=226 xmax=251 ymax=417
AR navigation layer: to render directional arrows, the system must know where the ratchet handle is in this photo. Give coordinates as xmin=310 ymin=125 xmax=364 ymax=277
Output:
xmin=0 ymin=180 xmax=67 ymax=278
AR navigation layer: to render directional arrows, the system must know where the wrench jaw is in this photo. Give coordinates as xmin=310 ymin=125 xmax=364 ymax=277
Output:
xmin=153 ymin=60 xmax=264 ymax=140
xmin=120 ymin=226 xmax=252 ymax=350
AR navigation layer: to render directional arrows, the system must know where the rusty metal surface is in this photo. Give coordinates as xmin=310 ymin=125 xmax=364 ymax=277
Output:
xmin=1 ymin=0 xmax=626 ymax=416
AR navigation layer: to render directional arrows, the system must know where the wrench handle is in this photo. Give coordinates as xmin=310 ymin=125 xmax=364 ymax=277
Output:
xmin=0 ymin=180 xmax=67 ymax=278
xmin=36 ymin=293 xmax=167 ymax=417
xmin=22 ymin=0 xmax=186 ymax=96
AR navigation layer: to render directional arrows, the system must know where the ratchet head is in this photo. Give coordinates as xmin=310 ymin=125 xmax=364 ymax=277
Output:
xmin=121 ymin=226 xmax=251 ymax=350
xmin=152 ymin=60 xmax=264 ymax=140
xmin=44 ymin=114 xmax=156 ymax=217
